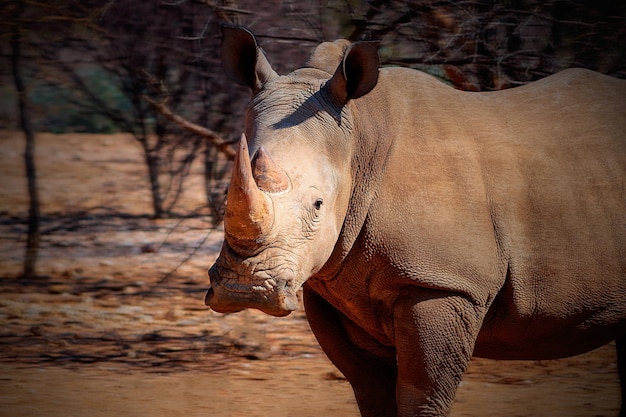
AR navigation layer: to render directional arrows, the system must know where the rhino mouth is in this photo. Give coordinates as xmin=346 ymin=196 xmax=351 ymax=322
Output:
xmin=205 ymin=263 xmax=299 ymax=317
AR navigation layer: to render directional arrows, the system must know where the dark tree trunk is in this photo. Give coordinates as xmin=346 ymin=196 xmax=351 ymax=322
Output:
xmin=147 ymin=154 xmax=164 ymax=219
xmin=204 ymin=143 xmax=220 ymax=221
xmin=140 ymin=136 xmax=165 ymax=219
xmin=11 ymin=1 xmax=41 ymax=279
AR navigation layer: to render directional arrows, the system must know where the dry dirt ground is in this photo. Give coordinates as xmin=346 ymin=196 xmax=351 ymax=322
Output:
xmin=0 ymin=131 xmax=621 ymax=416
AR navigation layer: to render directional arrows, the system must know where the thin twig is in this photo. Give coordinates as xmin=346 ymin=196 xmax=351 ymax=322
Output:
xmin=142 ymin=95 xmax=236 ymax=160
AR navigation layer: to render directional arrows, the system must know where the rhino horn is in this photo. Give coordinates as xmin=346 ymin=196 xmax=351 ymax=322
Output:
xmin=252 ymin=147 xmax=290 ymax=193
xmin=224 ymin=134 xmax=273 ymax=247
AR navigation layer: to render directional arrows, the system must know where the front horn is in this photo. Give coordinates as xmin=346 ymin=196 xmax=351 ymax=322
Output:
xmin=224 ymin=134 xmax=273 ymax=247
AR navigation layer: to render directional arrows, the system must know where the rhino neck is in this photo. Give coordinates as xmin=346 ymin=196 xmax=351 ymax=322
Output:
xmin=314 ymin=84 xmax=395 ymax=281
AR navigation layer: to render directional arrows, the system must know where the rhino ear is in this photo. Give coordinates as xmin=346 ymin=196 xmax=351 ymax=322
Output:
xmin=221 ymin=24 xmax=279 ymax=93
xmin=327 ymin=41 xmax=380 ymax=104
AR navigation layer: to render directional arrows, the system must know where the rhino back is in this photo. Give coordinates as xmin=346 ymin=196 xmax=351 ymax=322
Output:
xmin=358 ymin=68 xmax=625 ymax=357
xmin=475 ymin=70 xmax=626 ymax=357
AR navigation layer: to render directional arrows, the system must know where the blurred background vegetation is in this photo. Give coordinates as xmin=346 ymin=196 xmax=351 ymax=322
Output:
xmin=4 ymin=1 xmax=625 ymax=132
xmin=2 ymin=0 xmax=625 ymax=277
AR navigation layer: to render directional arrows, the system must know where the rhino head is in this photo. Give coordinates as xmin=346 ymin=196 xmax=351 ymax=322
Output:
xmin=205 ymin=26 xmax=379 ymax=316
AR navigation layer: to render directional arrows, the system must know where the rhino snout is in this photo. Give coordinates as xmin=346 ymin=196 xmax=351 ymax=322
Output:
xmin=205 ymin=263 xmax=298 ymax=317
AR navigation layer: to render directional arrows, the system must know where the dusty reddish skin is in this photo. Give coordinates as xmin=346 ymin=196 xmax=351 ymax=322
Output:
xmin=206 ymin=25 xmax=626 ymax=417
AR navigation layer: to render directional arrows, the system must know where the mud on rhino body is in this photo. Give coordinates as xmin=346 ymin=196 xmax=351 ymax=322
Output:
xmin=205 ymin=25 xmax=626 ymax=417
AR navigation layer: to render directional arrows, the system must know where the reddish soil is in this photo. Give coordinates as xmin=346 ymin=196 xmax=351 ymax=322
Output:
xmin=0 ymin=131 xmax=621 ymax=416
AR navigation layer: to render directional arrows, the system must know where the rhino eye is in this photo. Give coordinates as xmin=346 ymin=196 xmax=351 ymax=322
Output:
xmin=314 ymin=198 xmax=324 ymax=210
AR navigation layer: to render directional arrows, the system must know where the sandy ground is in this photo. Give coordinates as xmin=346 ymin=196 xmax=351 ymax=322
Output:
xmin=0 ymin=131 xmax=621 ymax=416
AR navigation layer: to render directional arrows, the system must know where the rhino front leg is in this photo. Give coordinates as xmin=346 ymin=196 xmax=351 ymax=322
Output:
xmin=303 ymin=285 xmax=398 ymax=417
xmin=616 ymin=334 xmax=626 ymax=417
xmin=393 ymin=288 xmax=485 ymax=417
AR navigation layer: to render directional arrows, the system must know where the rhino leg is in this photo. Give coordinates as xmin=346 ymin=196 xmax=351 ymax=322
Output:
xmin=303 ymin=286 xmax=398 ymax=417
xmin=393 ymin=289 xmax=485 ymax=417
xmin=617 ymin=334 xmax=626 ymax=417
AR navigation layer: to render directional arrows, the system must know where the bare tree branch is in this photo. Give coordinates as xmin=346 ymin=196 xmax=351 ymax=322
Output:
xmin=142 ymin=95 xmax=236 ymax=161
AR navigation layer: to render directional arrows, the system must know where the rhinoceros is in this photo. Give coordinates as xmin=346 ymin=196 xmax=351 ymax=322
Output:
xmin=205 ymin=25 xmax=626 ymax=417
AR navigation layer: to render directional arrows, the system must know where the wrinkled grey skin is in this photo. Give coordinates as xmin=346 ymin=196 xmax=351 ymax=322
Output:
xmin=205 ymin=26 xmax=626 ymax=417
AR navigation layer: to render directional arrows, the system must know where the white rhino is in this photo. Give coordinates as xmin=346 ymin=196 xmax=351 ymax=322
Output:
xmin=205 ymin=25 xmax=626 ymax=417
